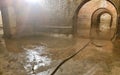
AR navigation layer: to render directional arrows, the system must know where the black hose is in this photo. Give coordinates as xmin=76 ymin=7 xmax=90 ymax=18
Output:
xmin=50 ymin=40 xmax=91 ymax=75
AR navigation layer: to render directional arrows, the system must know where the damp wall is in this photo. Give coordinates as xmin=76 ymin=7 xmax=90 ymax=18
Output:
xmin=0 ymin=0 xmax=120 ymax=37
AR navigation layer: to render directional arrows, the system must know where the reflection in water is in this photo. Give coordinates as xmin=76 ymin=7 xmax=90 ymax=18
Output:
xmin=23 ymin=45 xmax=51 ymax=74
xmin=3 ymin=37 xmax=74 ymax=74
xmin=1 ymin=37 xmax=120 ymax=75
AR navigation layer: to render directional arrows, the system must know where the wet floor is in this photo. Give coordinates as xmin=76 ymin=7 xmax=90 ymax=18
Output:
xmin=0 ymin=35 xmax=120 ymax=75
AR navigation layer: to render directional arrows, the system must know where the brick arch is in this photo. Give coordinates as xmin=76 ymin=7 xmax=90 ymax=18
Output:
xmin=91 ymin=8 xmax=113 ymax=28
xmin=73 ymin=0 xmax=90 ymax=36
xmin=90 ymin=8 xmax=114 ymax=40
xmin=73 ymin=0 xmax=118 ymax=39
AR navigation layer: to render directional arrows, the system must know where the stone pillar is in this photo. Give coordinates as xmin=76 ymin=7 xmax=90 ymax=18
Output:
xmin=1 ymin=7 xmax=12 ymax=38
xmin=7 ymin=6 xmax=16 ymax=36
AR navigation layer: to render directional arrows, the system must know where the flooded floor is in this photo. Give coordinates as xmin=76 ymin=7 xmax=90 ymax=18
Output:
xmin=0 ymin=35 xmax=120 ymax=75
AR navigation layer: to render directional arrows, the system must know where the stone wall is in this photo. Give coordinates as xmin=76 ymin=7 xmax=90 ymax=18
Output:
xmin=0 ymin=0 xmax=120 ymax=37
xmin=13 ymin=0 xmax=84 ymax=37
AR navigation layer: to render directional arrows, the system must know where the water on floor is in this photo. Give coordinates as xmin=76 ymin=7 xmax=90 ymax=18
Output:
xmin=0 ymin=35 xmax=120 ymax=75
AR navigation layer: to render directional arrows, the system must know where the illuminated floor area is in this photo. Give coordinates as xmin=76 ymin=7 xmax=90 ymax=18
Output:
xmin=0 ymin=36 xmax=120 ymax=75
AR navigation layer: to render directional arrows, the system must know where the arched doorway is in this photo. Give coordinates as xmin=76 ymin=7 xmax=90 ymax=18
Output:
xmin=74 ymin=0 xmax=117 ymax=40
xmin=90 ymin=8 xmax=114 ymax=40
xmin=91 ymin=12 xmax=112 ymax=40
xmin=99 ymin=13 xmax=112 ymax=32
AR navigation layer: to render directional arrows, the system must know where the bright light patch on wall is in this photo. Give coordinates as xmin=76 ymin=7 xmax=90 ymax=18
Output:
xmin=26 ymin=0 xmax=39 ymax=3
xmin=25 ymin=0 xmax=45 ymax=7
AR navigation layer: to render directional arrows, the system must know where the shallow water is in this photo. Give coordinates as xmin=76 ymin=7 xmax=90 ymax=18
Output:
xmin=0 ymin=36 xmax=75 ymax=75
xmin=0 ymin=36 xmax=120 ymax=75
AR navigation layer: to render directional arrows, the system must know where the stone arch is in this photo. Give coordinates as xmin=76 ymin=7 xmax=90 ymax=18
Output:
xmin=90 ymin=8 xmax=114 ymax=40
xmin=73 ymin=0 xmax=90 ymax=36
xmin=73 ymin=0 xmax=118 ymax=39
xmin=91 ymin=8 xmax=113 ymax=28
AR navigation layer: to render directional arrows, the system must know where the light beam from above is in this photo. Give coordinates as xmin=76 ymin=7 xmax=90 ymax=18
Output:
xmin=25 ymin=0 xmax=45 ymax=7
xmin=25 ymin=0 xmax=40 ymax=4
